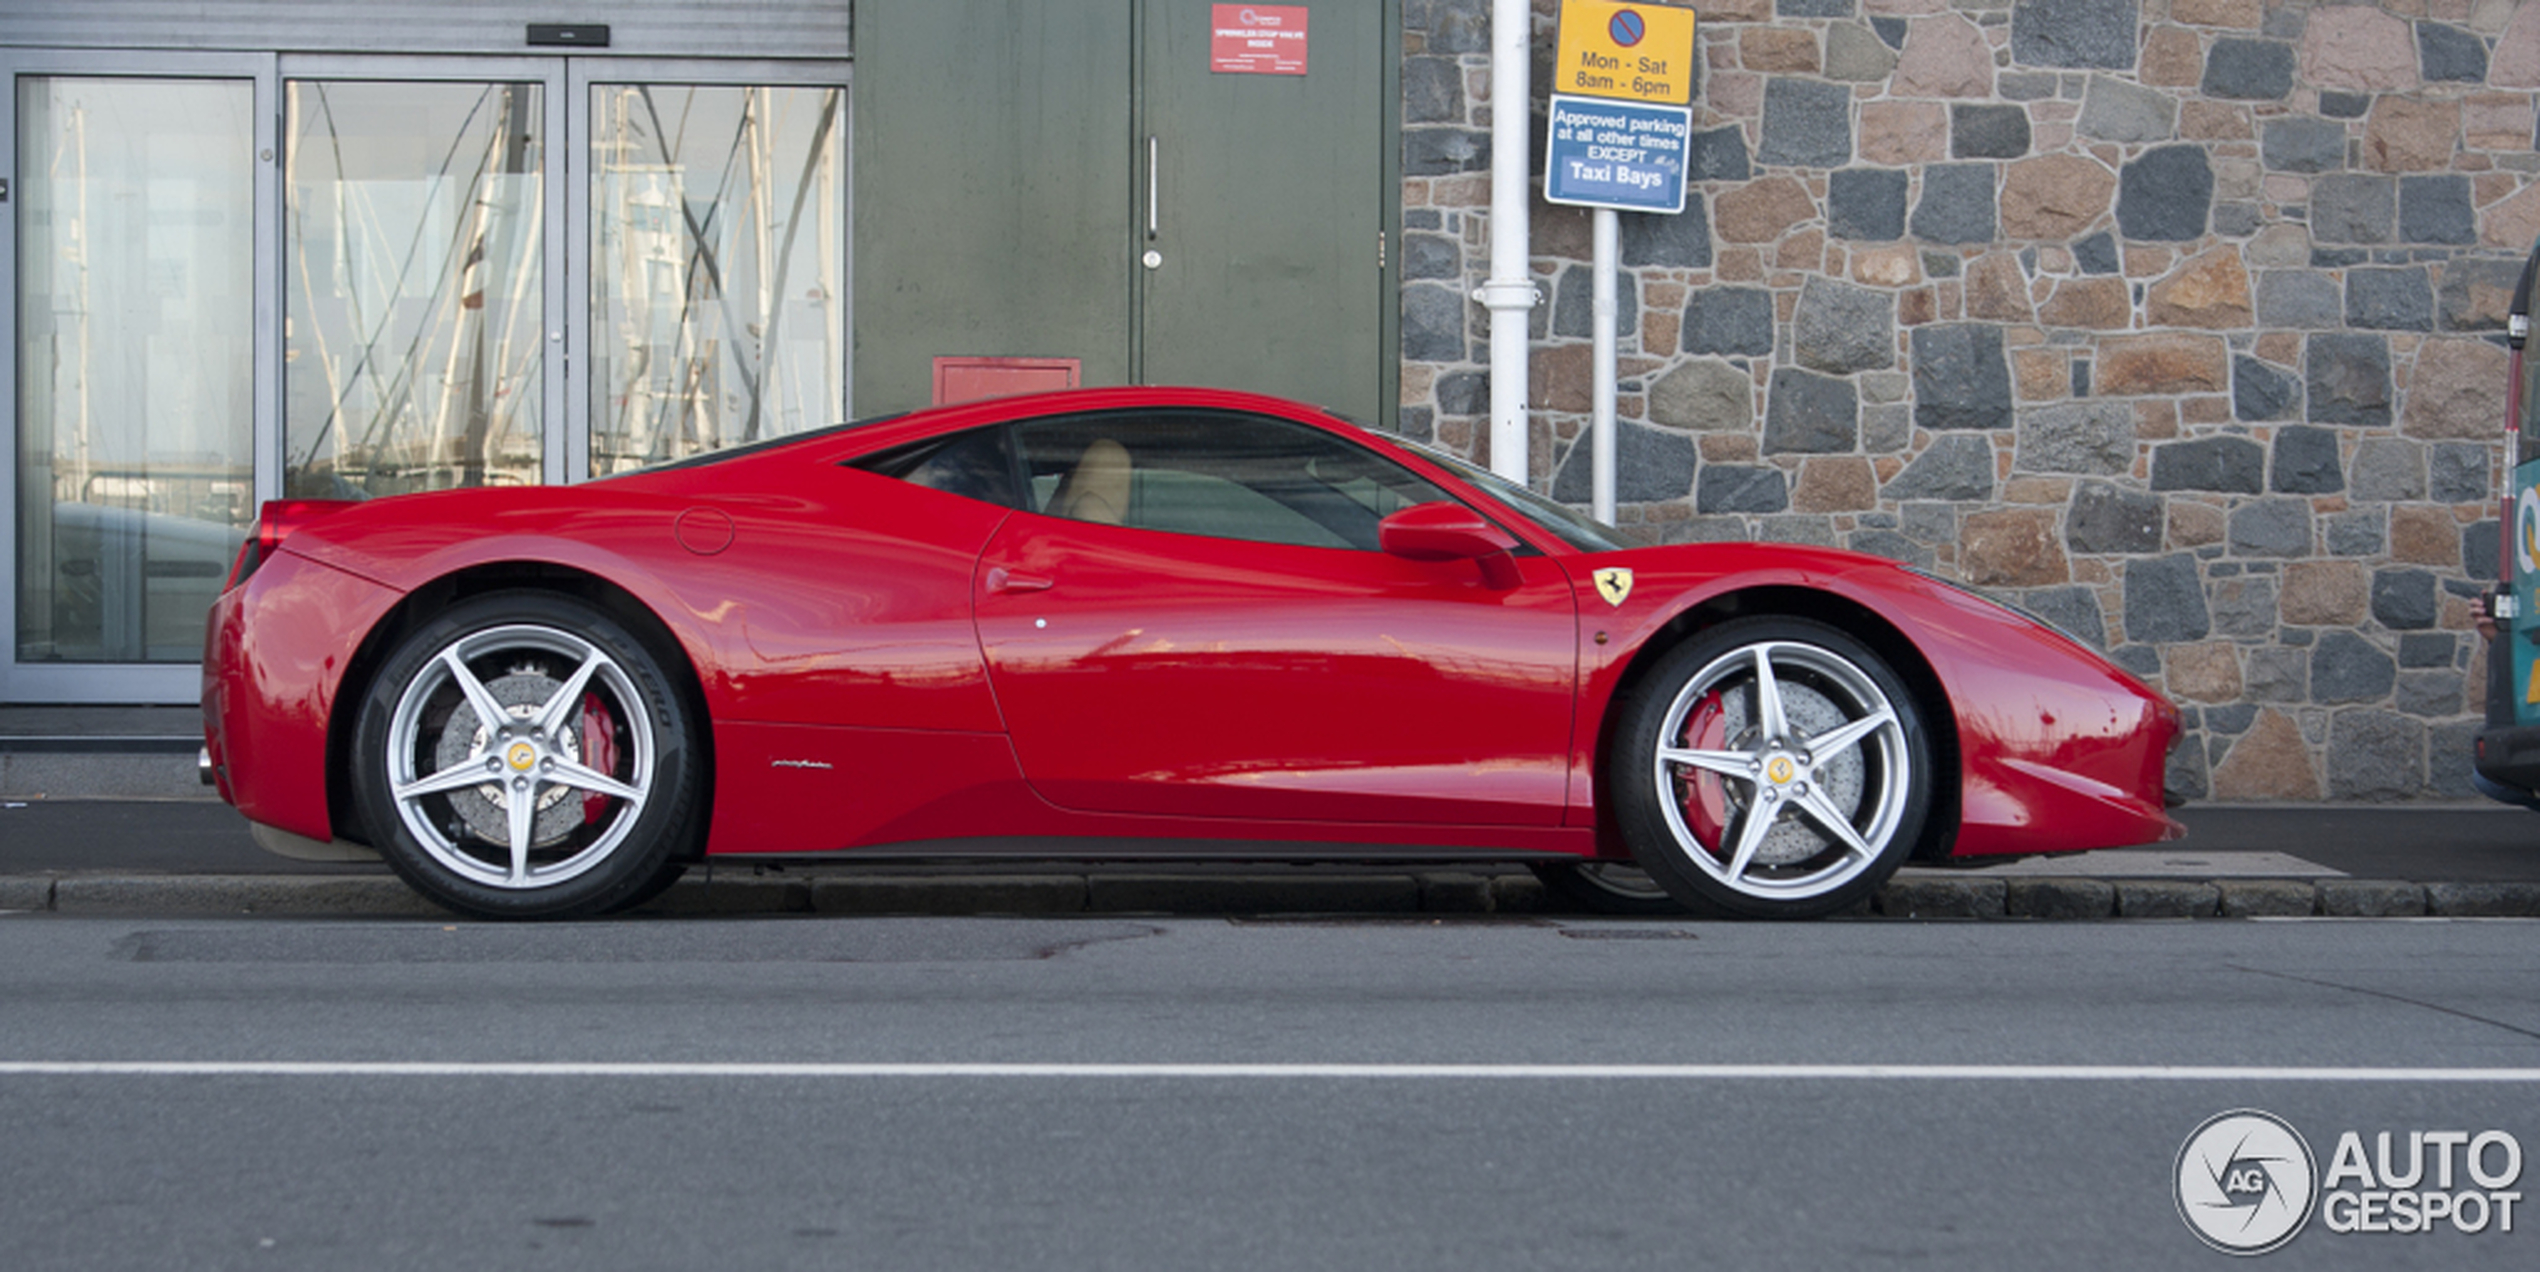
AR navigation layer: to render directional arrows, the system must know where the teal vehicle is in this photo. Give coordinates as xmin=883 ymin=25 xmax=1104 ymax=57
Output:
xmin=2476 ymin=243 xmax=2540 ymax=807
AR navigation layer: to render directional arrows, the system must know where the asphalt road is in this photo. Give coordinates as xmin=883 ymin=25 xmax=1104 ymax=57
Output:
xmin=4 ymin=798 xmax=2540 ymax=880
xmin=3 ymin=914 xmax=2535 ymax=1269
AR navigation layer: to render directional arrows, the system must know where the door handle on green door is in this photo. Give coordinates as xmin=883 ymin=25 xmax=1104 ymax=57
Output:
xmin=1144 ymin=135 xmax=1163 ymax=269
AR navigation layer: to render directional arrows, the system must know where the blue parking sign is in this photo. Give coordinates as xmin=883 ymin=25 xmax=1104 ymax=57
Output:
xmin=1543 ymin=94 xmax=1691 ymax=215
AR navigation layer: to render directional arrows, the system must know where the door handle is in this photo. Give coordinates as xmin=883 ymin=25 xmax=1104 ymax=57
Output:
xmin=987 ymin=567 xmax=1054 ymax=594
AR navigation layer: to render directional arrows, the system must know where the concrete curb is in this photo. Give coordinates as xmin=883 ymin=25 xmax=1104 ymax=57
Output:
xmin=4 ymin=871 xmax=2538 ymax=919
xmin=46 ymin=875 xmax=446 ymax=917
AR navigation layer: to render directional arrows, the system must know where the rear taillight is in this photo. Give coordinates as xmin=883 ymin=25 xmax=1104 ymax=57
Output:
xmin=226 ymin=498 xmax=356 ymax=590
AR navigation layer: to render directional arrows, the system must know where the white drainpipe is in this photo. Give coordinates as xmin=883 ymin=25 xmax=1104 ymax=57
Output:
xmin=1475 ymin=0 xmax=1539 ymax=484
xmin=1591 ymin=207 xmax=1617 ymax=523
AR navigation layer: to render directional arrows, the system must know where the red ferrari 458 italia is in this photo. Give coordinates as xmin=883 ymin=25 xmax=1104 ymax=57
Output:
xmin=203 ymin=387 xmax=2180 ymax=920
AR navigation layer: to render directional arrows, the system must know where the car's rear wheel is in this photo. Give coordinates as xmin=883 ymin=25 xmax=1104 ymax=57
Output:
xmin=1528 ymin=861 xmax=1687 ymax=914
xmin=1611 ymin=616 xmax=1931 ymax=919
xmin=351 ymin=592 xmax=700 ymax=920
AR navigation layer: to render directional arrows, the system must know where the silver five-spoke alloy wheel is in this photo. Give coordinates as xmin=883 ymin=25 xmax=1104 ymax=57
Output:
xmin=385 ymin=623 xmax=654 ymax=890
xmin=1614 ymin=616 xmax=1931 ymax=918
xmin=353 ymin=592 xmax=698 ymax=919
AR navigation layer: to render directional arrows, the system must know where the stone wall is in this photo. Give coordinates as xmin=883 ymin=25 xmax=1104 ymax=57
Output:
xmin=1401 ymin=0 xmax=2540 ymax=803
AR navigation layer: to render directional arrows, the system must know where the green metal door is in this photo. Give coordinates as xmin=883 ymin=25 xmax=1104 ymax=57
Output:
xmin=1136 ymin=2 xmax=1390 ymax=421
xmin=853 ymin=1 xmax=1391 ymax=422
xmin=852 ymin=2 xmax=1136 ymax=415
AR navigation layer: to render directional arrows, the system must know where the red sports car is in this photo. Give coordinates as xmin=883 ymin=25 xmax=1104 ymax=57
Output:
xmin=202 ymin=387 xmax=2181 ymax=920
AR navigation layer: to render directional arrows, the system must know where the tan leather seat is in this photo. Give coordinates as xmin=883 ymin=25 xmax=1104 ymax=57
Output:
xmin=1053 ymin=438 xmax=1131 ymax=525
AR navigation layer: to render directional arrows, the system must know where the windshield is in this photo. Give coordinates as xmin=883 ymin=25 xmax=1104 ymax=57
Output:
xmin=1404 ymin=442 xmax=1627 ymax=553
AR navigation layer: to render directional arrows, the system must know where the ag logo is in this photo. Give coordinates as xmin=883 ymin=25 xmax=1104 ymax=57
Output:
xmin=1593 ymin=567 xmax=1634 ymax=607
xmin=2177 ymin=1110 xmax=2318 ymax=1256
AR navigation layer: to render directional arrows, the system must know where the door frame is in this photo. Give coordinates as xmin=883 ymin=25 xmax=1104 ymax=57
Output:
xmin=1 ymin=48 xmax=279 ymax=704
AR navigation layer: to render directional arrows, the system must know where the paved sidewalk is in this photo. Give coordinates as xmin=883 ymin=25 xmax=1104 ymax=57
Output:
xmin=1 ymin=799 xmax=2534 ymax=919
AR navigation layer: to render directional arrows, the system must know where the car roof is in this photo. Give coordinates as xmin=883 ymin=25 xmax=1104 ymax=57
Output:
xmin=824 ymin=385 xmax=1364 ymax=454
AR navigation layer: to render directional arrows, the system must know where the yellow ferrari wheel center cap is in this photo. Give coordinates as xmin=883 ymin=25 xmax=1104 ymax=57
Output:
xmin=1765 ymin=755 xmax=1796 ymax=785
xmin=506 ymin=741 xmax=538 ymax=772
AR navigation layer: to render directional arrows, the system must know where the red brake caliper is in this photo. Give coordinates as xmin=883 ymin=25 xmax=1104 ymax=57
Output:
xmin=578 ymin=691 xmax=619 ymax=824
xmin=1677 ymin=689 xmax=1732 ymax=857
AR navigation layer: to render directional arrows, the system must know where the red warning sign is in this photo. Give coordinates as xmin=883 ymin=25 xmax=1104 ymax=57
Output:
xmin=1211 ymin=4 xmax=1310 ymax=76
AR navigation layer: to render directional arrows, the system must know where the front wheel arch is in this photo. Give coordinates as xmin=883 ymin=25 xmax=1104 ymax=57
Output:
xmin=325 ymin=562 xmax=713 ymax=861
xmin=1596 ymin=586 xmax=1960 ymax=865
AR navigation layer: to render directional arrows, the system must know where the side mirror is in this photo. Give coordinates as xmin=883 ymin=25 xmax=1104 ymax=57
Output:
xmin=1379 ymin=502 xmax=1523 ymax=588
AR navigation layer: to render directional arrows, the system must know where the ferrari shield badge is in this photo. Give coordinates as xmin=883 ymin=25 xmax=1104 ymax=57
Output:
xmin=1593 ymin=567 xmax=1634 ymax=607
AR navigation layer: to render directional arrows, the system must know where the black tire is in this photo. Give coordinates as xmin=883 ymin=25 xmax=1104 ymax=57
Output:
xmin=1610 ymin=616 xmax=1932 ymax=920
xmin=1529 ymin=861 xmax=1688 ymax=915
xmin=350 ymin=591 xmax=701 ymax=920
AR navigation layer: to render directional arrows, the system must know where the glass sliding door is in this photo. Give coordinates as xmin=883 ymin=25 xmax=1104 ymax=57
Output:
xmin=5 ymin=54 xmax=844 ymax=702
xmin=282 ymin=67 xmax=561 ymax=497
xmin=580 ymin=72 xmax=846 ymax=476
xmin=13 ymin=74 xmax=258 ymax=667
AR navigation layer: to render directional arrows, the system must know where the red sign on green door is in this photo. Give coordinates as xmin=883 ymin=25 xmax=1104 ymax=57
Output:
xmin=1211 ymin=4 xmax=1310 ymax=75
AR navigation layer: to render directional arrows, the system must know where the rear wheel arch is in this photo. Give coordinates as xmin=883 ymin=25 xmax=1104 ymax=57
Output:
xmin=325 ymin=562 xmax=713 ymax=858
xmin=1599 ymin=585 xmax=1961 ymax=863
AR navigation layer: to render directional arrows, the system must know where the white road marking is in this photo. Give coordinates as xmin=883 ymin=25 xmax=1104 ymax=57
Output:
xmin=1 ymin=1062 xmax=2537 ymax=1081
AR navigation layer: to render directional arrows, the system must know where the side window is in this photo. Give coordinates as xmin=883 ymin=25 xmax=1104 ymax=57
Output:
xmin=852 ymin=427 xmax=1022 ymax=508
xmin=1012 ymin=411 xmax=1455 ymax=550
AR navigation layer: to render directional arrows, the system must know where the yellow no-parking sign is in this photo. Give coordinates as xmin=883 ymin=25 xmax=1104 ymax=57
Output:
xmin=1555 ymin=1 xmax=1698 ymax=105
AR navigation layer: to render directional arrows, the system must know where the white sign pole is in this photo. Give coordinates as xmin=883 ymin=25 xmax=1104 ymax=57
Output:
xmin=1592 ymin=207 xmax=1618 ymax=524
xmin=1480 ymin=0 xmax=1536 ymax=484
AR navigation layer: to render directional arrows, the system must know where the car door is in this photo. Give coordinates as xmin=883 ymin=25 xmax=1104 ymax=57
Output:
xmin=973 ymin=408 xmax=1579 ymax=827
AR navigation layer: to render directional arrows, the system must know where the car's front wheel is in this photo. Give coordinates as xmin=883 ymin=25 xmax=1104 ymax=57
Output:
xmin=350 ymin=592 xmax=700 ymax=920
xmin=1611 ymin=616 xmax=1932 ymax=919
